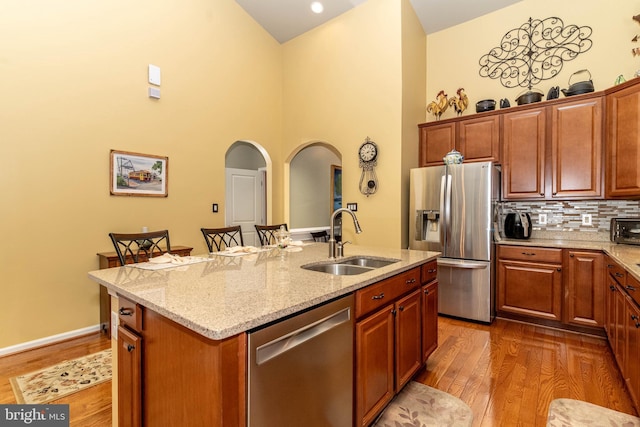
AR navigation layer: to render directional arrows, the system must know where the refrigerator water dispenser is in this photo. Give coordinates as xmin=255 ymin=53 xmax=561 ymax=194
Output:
xmin=415 ymin=210 xmax=440 ymax=243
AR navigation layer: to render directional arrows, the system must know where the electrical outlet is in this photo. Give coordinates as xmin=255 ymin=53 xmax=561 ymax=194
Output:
xmin=539 ymin=213 xmax=547 ymax=225
xmin=582 ymin=213 xmax=592 ymax=226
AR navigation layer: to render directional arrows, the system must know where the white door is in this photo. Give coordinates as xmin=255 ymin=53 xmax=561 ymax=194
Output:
xmin=225 ymin=168 xmax=263 ymax=246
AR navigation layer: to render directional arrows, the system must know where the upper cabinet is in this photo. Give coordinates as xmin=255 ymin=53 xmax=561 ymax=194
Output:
xmin=606 ymin=79 xmax=640 ymax=198
xmin=418 ymin=114 xmax=500 ymax=166
xmin=419 ymin=91 xmax=606 ymax=201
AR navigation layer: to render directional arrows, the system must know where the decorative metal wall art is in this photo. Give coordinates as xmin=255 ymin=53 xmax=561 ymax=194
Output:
xmin=479 ymin=17 xmax=593 ymax=90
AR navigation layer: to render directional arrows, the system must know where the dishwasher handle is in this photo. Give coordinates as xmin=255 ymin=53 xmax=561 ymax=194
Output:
xmin=255 ymin=307 xmax=351 ymax=365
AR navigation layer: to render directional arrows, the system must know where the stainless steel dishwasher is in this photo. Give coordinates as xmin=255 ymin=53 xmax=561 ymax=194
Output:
xmin=247 ymin=294 xmax=354 ymax=427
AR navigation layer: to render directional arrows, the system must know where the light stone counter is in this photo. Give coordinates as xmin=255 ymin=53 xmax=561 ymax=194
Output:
xmin=88 ymin=243 xmax=439 ymax=340
xmin=496 ymin=236 xmax=640 ymax=283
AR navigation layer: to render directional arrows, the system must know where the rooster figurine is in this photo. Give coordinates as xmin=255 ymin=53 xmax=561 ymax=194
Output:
xmin=426 ymin=90 xmax=449 ymax=120
xmin=448 ymin=88 xmax=469 ymax=116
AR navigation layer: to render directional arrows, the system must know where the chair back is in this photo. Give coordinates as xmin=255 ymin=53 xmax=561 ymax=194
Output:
xmin=201 ymin=226 xmax=244 ymax=252
xmin=310 ymin=231 xmax=329 ymax=242
xmin=255 ymin=224 xmax=287 ymax=246
xmin=109 ymin=230 xmax=171 ymax=266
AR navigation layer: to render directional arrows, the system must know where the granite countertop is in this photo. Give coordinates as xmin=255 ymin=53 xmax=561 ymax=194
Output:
xmin=88 ymin=243 xmax=439 ymax=341
xmin=497 ymin=232 xmax=640 ymax=282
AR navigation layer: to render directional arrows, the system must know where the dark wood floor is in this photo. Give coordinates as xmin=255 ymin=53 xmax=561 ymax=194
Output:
xmin=0 ymin=317 xmax=636 ymax=426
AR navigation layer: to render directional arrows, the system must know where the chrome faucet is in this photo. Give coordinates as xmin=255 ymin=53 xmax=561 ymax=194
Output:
xmin=329 ymin=208 xmax=362 ymax=259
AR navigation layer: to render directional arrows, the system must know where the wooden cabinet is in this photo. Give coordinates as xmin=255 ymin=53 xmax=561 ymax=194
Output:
xmin=355 ymin=267 xmax=425 ymax=427
xmin=421 ymin=279 xmax=438 ymax=362
xmin=418 ymin=115 xmax=500 ymax=166
xmin=550 ymin=98 xmax=603 ymax=198
xmin=502 ymin=107 xmax=547 ymax=199
xmin=563 ymin=250 xmax=605 ymax=328
xmin=419 ymin=122 xmax=455 ymax=166
xmin=497 ymin=245 xmax=563 ymax=321
xmin=606 ymin=79 xmax=640 ymax=198
xmin=116 ymin=295 xmax=246 ymax=427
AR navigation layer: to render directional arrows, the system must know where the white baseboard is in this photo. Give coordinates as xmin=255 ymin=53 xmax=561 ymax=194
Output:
xmin=0 ymin=324 xmax=102 ymax=357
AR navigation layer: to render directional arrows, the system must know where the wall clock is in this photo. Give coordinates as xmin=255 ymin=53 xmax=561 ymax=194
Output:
xmin=358 ymin=137 xmax=378 ymax=196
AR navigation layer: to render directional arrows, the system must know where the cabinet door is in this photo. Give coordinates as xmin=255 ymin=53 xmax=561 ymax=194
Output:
xmin=502 ymin=108 xmax=546 ymax=199
xmin=419 ymin=122 xmax=456 ymax=166
xmin=564 ymin=250 xmax=604 ymax=327
xmin=497 ymin=259 xmax=562 ymax=320
xmin=607 ymin=83 xmax=640 ymax=198
xmin=356 ymin=305 xmax=395 ymax=427
xmin=395 ymin=290 xmax=422 ymax=392
xmin=421 ymin=281 xmax=438 ymax=362
xmin=457 ymin=115 xmax=500 ymax=163
xmin=606 ymin=277 xmax=619 ymax=344
xmin=118 ymin=326 xmax=142 ymax=427
xmin=551 ymin=98 xmax=603 ymax=199
xmin=626 ymin=298 xmax=640 ymax=409
xmin=615 ymin=283 xmax=628 ymax=378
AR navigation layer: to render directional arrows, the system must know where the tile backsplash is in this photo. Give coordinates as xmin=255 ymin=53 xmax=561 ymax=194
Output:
xmin=500 ymin=200 xmax=640 ymax=233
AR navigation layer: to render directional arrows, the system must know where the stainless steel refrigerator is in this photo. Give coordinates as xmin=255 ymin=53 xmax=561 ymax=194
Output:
xmin=409 ymin=162 xmax=500 ymax=323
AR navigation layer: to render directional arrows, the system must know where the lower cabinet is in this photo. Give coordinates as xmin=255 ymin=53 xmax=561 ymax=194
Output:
xmin=117 ymin=326 xmax=142 ymax=427
xmin=355 ymin=263 xmax=438 ymax=427
xmin=498 ymin=246 xmax=605 ymax=330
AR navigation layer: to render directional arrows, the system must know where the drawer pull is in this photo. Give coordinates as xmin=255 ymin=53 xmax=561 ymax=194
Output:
xmin=424 ymin=289 xmax=430 ymax=295
xmin=615 ymin=272 xmax=624 ymax=278
xmin=569 ymin=254 xmax=574 ymax=257
xmin=372 ymin=293 xmax=385 ymax=300
xmin=557 ymin=268 xmax=562 ymax=272
xmin=127 ymin=344 xmax=135 ymax=352
xmin=399 ymin=305 xmax=405 ymax=311
xmin=610 ymin=285 xmax=616 ymax=291
xmin=119 ymin=307 xmax=134 ymax=316
xmin=626 ymin=285 xmax=637 ymax=292
xmin=427 ymin=269 xmax=436 ymax=273
xmin=521 ymin=252 xmax=536 ymax=256
xmin=406 ymin=278 xmax=416 ymax=285
xmin=607 ymin=264 xmax=614 ymax=268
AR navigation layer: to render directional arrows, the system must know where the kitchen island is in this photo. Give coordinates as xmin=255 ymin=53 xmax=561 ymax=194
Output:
xmin=88 ymin=243 xmax=440 ymax=427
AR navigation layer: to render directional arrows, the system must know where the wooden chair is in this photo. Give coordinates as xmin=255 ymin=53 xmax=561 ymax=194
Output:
xmin=201 ymin=226 xmax=244 ymax=252
xmin=108 ymin=230 xmax=171 ymax=266
xmin=310 ymin=231 xmax=329 ymax=242
xmin=255 ymin=224 xmax=287 ymax=246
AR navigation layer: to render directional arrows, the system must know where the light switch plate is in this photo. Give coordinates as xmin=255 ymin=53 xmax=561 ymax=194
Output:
xmin=212 ymin=203 xmax=218 ymax=213
xmin=148 ymin=64 xmax=161 ymax=85
xmin=346 ymin=203 xmax=357 ymax=211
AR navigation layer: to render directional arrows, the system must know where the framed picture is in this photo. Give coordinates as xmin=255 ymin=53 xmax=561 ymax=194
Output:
xmin=110 ymin=150 xmax=168 ymax=197
xmin=330 ymin=165 xmax=342 ymax=214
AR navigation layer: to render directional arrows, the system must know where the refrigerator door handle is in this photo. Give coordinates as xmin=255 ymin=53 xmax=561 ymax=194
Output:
xmin=437 ymin=258 xmax=488 ymax=269
xmin=439 ymin=175 xmax=446 ymax=245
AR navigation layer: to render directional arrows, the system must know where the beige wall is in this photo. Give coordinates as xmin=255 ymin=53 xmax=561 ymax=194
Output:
xmin=282 ymin=0 xmax=407 ymax=247
xmin=425 ymin=0 xmax=639 ymax=122
xmin=0 ymin=0 xmax=283 ymax=348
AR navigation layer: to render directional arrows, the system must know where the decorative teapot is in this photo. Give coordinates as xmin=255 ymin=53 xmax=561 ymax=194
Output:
xmin=443 ymin=149 xmax=464 ymax=165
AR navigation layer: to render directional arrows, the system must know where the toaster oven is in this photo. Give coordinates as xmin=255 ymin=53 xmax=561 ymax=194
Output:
xmin=610 ymin=218 xmax=640 ymax=245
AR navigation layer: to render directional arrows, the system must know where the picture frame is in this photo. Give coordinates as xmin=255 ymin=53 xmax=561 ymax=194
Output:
xmin=330 ymin=165 xmax=342 ymax=214
xmin=110 ymin=150 xmax=168 ymax=197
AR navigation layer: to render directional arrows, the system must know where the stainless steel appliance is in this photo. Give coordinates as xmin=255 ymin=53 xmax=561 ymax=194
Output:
xmin=611 ymin=218 xmax=640 ymax=245
xmin=409 ymin=162 xmax=500 ymax=323
xmin=247 ymin=294 xmax=354 ymax=427
xmin=504 ymin=212 xmax=532 ymax=239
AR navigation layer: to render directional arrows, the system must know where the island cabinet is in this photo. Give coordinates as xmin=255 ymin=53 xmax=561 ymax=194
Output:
xmin=116 ymin=295 xmax=246 ymax=427
xmin=563 ymin=250 xmax=605 ymax=328
xmin=418 ymin=115 xmax=500 ymax=166
xmin=355 ymin=267 xmax=423 ymax=427
xmin=502 ymin=96 xmax=603 ymax=200
xmin=497 ymin=245 xmax=563 ymax=321
xmin=606 ymin=78 xmax=640 ymax=198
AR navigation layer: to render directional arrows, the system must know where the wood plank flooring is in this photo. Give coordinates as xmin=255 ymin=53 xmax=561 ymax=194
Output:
xmin=0 ymin=317 xmax=636 ymax=426
xmin=0 ymin=332 xmax=111 ymax=426
xmin=414 ymin=316 xmax=638 ymax=426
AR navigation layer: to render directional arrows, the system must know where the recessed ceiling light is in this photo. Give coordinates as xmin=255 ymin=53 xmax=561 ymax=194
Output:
xmin=311 ymin=2 xmax=324 ymax=14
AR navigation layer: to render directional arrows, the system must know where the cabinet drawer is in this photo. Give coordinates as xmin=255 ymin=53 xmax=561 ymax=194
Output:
xmin=498 ymin=245 xmax=562 ymax=263
xmin=421 ymin=260 xmax=437 ymax=284
xmin=356 ymin=268 xmax=421 ymax=318
xmin=118 ymin=295 xmax=142 ymax=332
xmin=626 ymin=275 xmax=640 ymax=307
xmin=606 ymin=258 xmax=627 ymax=285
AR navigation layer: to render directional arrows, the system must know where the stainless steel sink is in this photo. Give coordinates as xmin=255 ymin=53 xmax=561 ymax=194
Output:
xmin=338 ymin=256 xmax=399 ymax=269
xmin=301 ymin=256 xmax=400 ymax=275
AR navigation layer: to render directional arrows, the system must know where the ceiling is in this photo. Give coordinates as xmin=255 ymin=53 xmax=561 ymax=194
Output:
xmin=235 ymin=0 xmax=523 ymax=44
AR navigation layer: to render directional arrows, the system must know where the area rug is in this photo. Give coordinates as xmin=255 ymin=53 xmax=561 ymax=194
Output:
xmin=373 ymin=381 xmax=473 ymax=427
xmin=10 ymin=349 xmax=112 ymax=404
xmin=546 ymin=398 xmax=640 ymax=426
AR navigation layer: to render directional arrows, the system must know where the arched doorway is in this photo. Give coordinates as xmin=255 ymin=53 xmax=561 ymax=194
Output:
xmin=225 ymin=141 xmax=270 ymax=246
